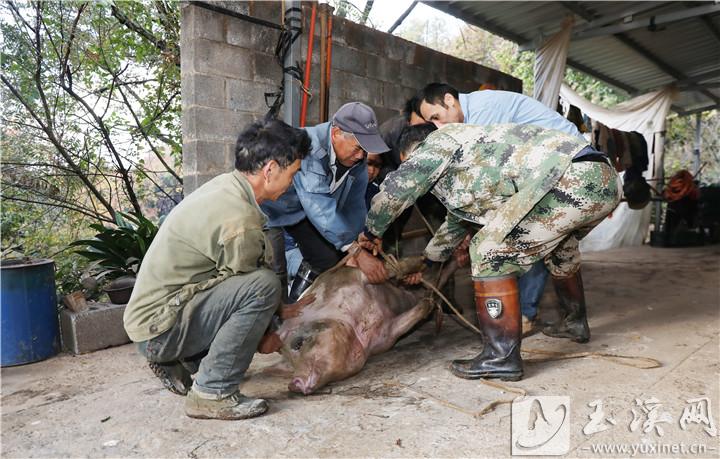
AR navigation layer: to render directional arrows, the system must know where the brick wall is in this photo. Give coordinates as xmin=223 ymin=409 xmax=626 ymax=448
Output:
xmin=181 ymin=1 xmax=522 ymax=193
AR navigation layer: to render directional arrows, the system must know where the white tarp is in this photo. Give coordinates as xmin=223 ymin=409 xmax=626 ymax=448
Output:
xmin=533 ymin=16 xmax=574 ymax=108
xmin=560 ymin=83 xmax=676 ymax=251
xmin=533 ymin=19 xmax=676 ymax=251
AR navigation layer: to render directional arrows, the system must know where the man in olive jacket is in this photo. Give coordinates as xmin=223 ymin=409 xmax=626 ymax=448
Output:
xmin=124 ymin=119 xmax=310 ymax=420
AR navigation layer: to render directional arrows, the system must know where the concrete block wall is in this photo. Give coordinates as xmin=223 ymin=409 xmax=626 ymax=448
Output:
xmin=181 ymin=2 xmax=284 ymax=192
xmin=182 ymin=1 xmax=522 ymax=193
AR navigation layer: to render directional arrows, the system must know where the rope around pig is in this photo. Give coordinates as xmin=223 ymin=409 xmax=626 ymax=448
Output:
xmin=379 ymin=252 xmax=661 ymax=371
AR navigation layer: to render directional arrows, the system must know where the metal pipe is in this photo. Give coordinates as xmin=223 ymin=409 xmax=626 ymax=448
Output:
xmin=300 ymin=3 xmax=317 ymax=127
xmin=283 ymin=2 xmax=302 ymax=127
xmin=324 ymin=12 xmax=333 ymax=118
xmin=318 ymin=5 xmax=328 ymax=123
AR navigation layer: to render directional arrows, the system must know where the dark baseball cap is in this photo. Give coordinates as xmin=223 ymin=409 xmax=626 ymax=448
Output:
xmin=332 ymin=102 xmax=390 ymax=154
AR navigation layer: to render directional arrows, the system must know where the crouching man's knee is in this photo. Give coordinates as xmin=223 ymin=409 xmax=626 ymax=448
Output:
xmin=248 ymin=268 xmax=282 ymax=310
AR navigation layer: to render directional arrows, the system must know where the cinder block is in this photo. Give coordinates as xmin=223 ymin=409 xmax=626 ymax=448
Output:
xmin=184 ymin=4 xmax=225 ymax=43
xmin=335 ymin=19 xmax=382 ymax=51
xmin=371 ymin=106 xmax=399 ymax=126
xmin=213 ymin=1 xmax=249 ymax=15
xmin=194 ymin=39 xmax=254 ymax=80
xmin=383 ymin=81 xmax=410 ymax=111
xmin=226 ymin=79 xmax=273 ymax=114
xmin=366 ymin=55 xmax=400 ymax=84
xmin=336 ymin=71 xmax=374 ymax=106
xmin=226 ymin=17 xmax=280 ymax=55
xmin=400 ymin=64 xmax=427 ymax=91
xmin=331 ymin=45 xmax=366 ymax=77
xmin=60 ymin=302 xmax=130 ymax=355
xmin=248 ymin=1 xmax=282 ymax=25
xmin=386 ymin=39 xmax=416 ymax=65
xmin=184 ymin=173 xmax=222 ymax=195
xmin=186 ymin=107 xmax=243 ymax=143
xmin=182 ymin=73 xmax=226 ymax=109
xmin=253 ymin=53 xmax=282 ymax=84
xmin=183 ymin=139 xmax=233 ymax=175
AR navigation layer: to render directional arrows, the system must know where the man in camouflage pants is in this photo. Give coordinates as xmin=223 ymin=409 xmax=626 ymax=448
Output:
xmin=360 ymin=123 xmax=621 ymax=381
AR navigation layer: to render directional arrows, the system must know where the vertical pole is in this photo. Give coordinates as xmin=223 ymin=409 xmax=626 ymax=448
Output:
xmin=283 ymin=1 xmax=301 ymax=127
xmin=318 ymin=4 xmax=328 ymax=123
xmin=653 ymin=131 xmax=666 ymax=233
xmin=693 ymin=112 xmax=702 ymax=179
xmin=317 ymin=3 xmax=334 ymax=123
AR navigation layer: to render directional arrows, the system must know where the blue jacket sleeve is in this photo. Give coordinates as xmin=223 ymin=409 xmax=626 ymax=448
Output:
xmin=294 ymin=166 xmax=368 ymax=251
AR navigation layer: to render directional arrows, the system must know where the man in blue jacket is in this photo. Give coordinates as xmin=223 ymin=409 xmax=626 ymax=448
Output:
xmin=262 ymin=102 xmax=390 ymax=302
xmin=417 ymin=83 xmax=590 ymax=342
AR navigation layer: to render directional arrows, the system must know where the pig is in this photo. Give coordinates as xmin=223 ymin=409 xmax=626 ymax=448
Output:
xmin=277 ymin=257 xmax=437 ymax=395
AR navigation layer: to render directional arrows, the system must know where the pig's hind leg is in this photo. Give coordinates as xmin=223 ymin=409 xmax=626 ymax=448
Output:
xmin=372 ymin=298 xmax=435 ymax=354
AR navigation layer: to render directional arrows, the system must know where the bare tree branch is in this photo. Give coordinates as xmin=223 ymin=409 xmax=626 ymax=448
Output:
xmin=110 ymin=1 xmax=179 ymax=67
xmin=1 ymin=75 xmax=117 ymax=220
xmin=117 ymin=83 xmax=182 ymax=184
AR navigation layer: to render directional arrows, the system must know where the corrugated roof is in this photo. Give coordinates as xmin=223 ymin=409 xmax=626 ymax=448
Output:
xmin=424 ymin=1 xmax=720 ymax=115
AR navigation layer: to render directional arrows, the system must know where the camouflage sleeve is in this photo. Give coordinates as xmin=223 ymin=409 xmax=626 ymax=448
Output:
xmin=424 ymin=212 xmax=469 ymax=262
xmin=366 ymin=132 xmax=459 ymax=237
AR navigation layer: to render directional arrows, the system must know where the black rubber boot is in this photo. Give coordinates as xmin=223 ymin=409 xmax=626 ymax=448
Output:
xmin=287 ymin=261 xmax=318 ymax=304
xmin=542 ymin=270 xmax=590 ymax=343
xmin=451 ymin=275 xmax=523 ymax=381
xmin=148 ymin=361 xmax=193 ymax=396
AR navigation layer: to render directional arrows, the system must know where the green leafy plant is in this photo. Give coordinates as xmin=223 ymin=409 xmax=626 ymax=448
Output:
xmin=69 ymin=212 xmax=158 ymax=281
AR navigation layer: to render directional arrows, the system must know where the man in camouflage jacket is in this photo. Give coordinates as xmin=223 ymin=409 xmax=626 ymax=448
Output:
xmin=362 ymin=123 xmax=621 ymax=381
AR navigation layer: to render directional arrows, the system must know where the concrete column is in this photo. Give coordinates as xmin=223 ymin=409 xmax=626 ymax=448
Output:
xmin=693 ymin=113 xmax=701 ymax=179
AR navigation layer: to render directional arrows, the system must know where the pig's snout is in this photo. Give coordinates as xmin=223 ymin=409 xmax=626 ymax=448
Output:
xmin=288 ymin=374 xmax=317 ymax=395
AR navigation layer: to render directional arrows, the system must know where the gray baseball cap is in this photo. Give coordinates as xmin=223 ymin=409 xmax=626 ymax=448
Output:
xmin=332 ymin=102 xmax=390 ymax=154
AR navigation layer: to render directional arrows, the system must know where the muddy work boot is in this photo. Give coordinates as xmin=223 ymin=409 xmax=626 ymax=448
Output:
xmin=542 ymin=270 xmax=590 ymax=343
xmin=148 ymin=361 xmax=193 ymax=396
xmin=185 ymin=390 xmax=268 ymax=420
xmin=451 ymin=275 xmax=523 ymax=381
xmin=287 ymin=261 xmax=319 ymax=304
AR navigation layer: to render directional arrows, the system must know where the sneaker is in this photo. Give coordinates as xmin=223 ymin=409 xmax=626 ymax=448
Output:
xmin=185 ymin=390 xmax=268 ymax=420
xmin=148 ymin=361 xmax=193 ymax=396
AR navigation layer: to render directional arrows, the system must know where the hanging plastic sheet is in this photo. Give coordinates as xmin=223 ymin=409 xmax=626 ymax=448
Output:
xmin=533 ymin=15 xmax=574 ymax=108
xmin=559 ymin=83 xmax=676 ymax=251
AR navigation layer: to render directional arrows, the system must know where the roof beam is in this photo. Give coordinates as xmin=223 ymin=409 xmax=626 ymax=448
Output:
xmin=572 ymin=4 xmax=720 ymax=41
xmin=614 ymin=33 xmax=720 ymax=106
xmin=675 ymin=69 xmax=720 ymax=86
xmin=523 ymin=3 xmax=720 ymax=49
xmin=676 ymin=104 xmax=720 ymax=117
xmin=678 ymin=82 xmax=720 ymax=90
xmin=558 ymin=3 xmax=717 ymax=111
xmin=574 ymin=2 xmax=669 ymax=32
xmin=699 ymin=15 xmax=720 ymax=44
xmin=565 ymin=58 xmax=637 ymax=94
xmin=559 ymin=1 xmax=596 ymax=22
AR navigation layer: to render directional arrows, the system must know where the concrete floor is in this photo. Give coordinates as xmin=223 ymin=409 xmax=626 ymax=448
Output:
xmin=2 ymin=245 xmax=719 ymax=458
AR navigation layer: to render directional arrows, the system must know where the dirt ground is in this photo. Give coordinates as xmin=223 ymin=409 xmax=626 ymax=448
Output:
xmin=2 ymin=245 xmax=719 ymax=458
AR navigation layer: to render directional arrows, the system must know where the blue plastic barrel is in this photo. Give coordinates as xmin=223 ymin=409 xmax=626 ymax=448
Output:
xmin=1 ymin=259 xmax=59 ymax=366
